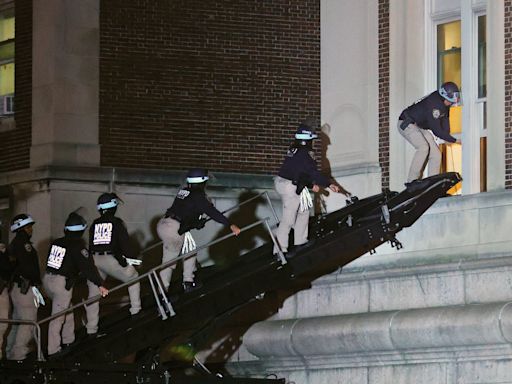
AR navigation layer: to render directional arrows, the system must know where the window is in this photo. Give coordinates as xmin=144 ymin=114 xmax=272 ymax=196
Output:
xmin=0 ymin=7 xmax=14 ymax=117
xmin=477 ymin=14 xmax=487 ymax=192
xmin=437 ymin=20 xmax=462 ymax=195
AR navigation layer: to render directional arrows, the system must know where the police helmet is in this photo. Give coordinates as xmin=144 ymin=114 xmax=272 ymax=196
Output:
xmin=295 ymin=125 xmax=318 ymax=140
xmin=64 ymin=212 xmax=87 ymax=232
xmin=186 ymin=168 xmax=209 ymax=184
xmin=10 ymin=214 xmax=35 ymax=233
xmin=439 ymin=82 xmax=461 ymax=105
xmin=97 ymin=192 xmax=119 ymax=211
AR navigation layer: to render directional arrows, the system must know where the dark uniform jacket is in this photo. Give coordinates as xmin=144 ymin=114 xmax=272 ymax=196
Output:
xmin=278 ymin=146 xmax=330 ymax=189
xmin=46 ymin=235 xmax=103 ymax=288
xmin=399 ymin=91 xmax=457 ymax=143
xmin=89 ymin=213 xmax=136 ymax=267
xmin=165 ymin=188 xmax=230 ymax=235
xmin=9 ymin=230 xmax=41 ymax=288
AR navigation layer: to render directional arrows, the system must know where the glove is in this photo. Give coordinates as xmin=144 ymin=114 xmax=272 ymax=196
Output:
xmin=124 ymin=257 xmax=142 ymax=266
xmin=181 ymin=231 xmax=197 ymax=254
xmin=32 ymin=286 xmax=45 ymax=308
xmin=299 ymin=188 xmax=313 ymax=212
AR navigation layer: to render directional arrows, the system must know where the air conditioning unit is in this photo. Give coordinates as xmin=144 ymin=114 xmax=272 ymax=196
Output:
xmin=2 ymin=94 xmax=13 ymax=115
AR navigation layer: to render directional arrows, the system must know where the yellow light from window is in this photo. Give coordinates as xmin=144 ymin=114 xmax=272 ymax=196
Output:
xmin=0 ymin=62 xmax=14 ymax=95
xmin=449 ymin=105 xmax=462 ymax=134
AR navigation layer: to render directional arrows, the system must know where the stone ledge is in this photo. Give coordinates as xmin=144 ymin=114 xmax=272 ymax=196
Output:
xmin=243 ymin=302 xmax=512 ymax=359
xmin=0 ymin=165 xmax=275 ymax=189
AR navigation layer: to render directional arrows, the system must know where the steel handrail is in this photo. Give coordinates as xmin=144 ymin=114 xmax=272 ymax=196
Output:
xmin=0 ymin=318 xmax=43 ymax=361
xmin=140 ymin=190 xmax=279 ymax=255
xmin=0 ymin=190 xmax=282 ymax=361
xmin=36 ymin=217 xmax=278 ymax=327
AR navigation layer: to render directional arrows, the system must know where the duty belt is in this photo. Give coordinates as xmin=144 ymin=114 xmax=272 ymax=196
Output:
xmin=93 ymin=251 xmax=113 ymax=256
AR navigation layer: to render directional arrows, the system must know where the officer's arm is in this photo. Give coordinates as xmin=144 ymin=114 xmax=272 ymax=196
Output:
xmin=117 ymin=220 xmax=138 ymax=260
xmin=428 ymin=115 xmax=456 ymax=143
xmin=198 ymin=198 xmax=230 ymax=226
xmin=302 ymin=152 xmax=330 ymax=187
xmin=77 ymin=248 xmax=104 ymax=288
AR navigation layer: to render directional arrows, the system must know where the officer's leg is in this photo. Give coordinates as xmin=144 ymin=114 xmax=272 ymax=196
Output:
xmin=182 ymin=253 xmax=197 ymax=283
xmin=85 ymin=262 xmax=107 ymax=335
xmin=44 ymin=274 xmax=73 ymax=355
xmin=398 ymin=122 xmax=429 ymax=182
xmin=421 ymin=130 xmax=442 ymax=176
xmin=293 ymin=206 xmax=311 ymax=246
xmin=274 ymin=177 xmax=300 ymax=253
xmin=0 ymin=289 xmax=10 ymax=359
xmin=156 ymin=217 xmax=183 ymax=290
xmin=60 ymin=297 xmax=75 ymax=346
xmin=8 ymin=285 xmax=37 ymax=360
xmin=102 ymin=256 xmax=141 ymax=315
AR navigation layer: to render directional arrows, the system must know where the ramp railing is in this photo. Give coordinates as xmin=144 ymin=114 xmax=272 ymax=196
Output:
xmin=0 ymin=190 xmax=283 ymax=361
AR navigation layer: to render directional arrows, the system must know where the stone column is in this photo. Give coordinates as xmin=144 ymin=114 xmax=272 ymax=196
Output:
xmin=30 ymin=0 xmax=100 ymax=167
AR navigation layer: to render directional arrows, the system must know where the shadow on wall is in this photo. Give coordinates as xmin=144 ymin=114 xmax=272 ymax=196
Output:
xmin=314 ymin=123 xmax=350 ymax=215
xmin=208 ymin=190 xmax=271 ymax=269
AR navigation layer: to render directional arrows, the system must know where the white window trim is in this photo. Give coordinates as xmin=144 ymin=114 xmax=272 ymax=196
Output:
xmin=425 ymin=1 xmax=486 ymax=195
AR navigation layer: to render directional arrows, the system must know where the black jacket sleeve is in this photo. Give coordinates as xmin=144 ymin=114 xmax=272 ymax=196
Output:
xmin=117 ymin=219 xmax=138 ymax=260
xmin=74 ymin=247 xmax=104 ymax=287
xmin=301 ymin=151 xmax=330 ymax=187
xmin=197 ymin=197 xmax=230 ymax=226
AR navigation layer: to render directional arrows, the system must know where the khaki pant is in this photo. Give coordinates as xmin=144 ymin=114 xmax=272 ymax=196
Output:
xmin=7 ymin=284 xmax=37 ymax=360
xmin=156 ymin=217 xmax=196 ymax=289
xmin=0 ymin=288 xmax=10 ymax=359
xmin=43 ymin=274 xmax=74 ymax=356
xmin=85 ymin=254 xmax=141 ymax=334
xmin=273 ymin=176 xmax=310 ymax=253
xmin=398 ymin=120 xmax=441 ymax=182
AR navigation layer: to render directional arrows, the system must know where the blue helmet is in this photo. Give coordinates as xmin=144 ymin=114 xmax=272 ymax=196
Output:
xmin=439 ymin=82 xmax=461 ymax=105
xmin=10 ymin=214 xmax=35 ymax=233
xmin=186 ymin=168 xmax=209 ymax=184
xmin=295 ymin=125 xmax=318 ymax=140
xmin=64 ymin=212 xmax=87 ymax=232
xmin=97 ymin=192 xmax=119 ymax=211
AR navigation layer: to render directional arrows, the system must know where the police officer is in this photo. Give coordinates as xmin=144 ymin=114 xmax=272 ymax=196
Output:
xmin=398 ymin=81 xmax=462 ymax=183
xmin=7 ymin=214 xmax=41 ymax=361
xmin=43 ymin=212 xmax=109 ymax=357
xmin=274 ymin=120 xmax=349 ymax=255
xmin=156 ymin=169 xmax=241 ymax=292
xmin=0 ymin=220 xmax=14 ymax=359
xmin=85 ymin=193 xmax=141 ymax=336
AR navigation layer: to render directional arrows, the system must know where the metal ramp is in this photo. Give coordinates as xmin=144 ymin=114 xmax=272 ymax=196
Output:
xmin=0 ymin=173 xmax=461 ymax=384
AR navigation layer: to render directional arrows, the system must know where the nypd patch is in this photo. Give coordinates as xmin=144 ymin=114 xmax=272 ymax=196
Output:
xmin=177 ymin=189 xmax=190 ymax=200
xmin=24 ymin=243 xmax=32 ymax=253
xmin=81 ymin=249 xmax=89 ymax=258
xmin=432 ymin=109 xmax=441 ymax=119
xmin=286 ymin=148 xmax=298 ymax=157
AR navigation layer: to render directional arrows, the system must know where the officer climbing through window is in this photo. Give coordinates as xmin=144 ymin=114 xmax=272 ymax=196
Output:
xmin=0 ymin=219 xmax=14 ymax=360
xmin=274 ymin=119 xmax=350 ymax=256
xmin=6 ymin=214 xmax=44 ymax=361
xmin=156 ymin=168 xmax=241 ymax=293
xmin=43 ymin=211 xmax=109 ymax=357
xmin=398 ymin=81 xmax=462 ymax=183
xmin=85 ymin=193 xmax=141 ymax=336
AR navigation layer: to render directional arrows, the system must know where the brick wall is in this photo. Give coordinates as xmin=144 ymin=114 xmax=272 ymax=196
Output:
xmin=99 ymin=0 xmax=321 ymax=174
xmin=0 ymin=0 xmax=31 ymax=173
xmin=505 ymin=0 xmax=512 ymax=188
xmin=378 ymin=0 xmax=390 ymax=189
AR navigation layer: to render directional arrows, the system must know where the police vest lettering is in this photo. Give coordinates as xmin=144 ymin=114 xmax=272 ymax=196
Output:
xmin=47 ymin=245 xmax=66 ymax=270
xmin=93 ymin=223 xmax=113 ymax=245
xmin=177 ymin=190 xmax=190 ymax=200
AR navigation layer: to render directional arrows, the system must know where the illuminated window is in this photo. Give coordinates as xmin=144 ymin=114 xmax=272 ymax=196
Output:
xmin=477 ymin=14 xmax=487 ymax=192
xmin=0 ymin=7 xmax=14 ymax=116
xmin=437 ymin=20 xmax=462 ymax=194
